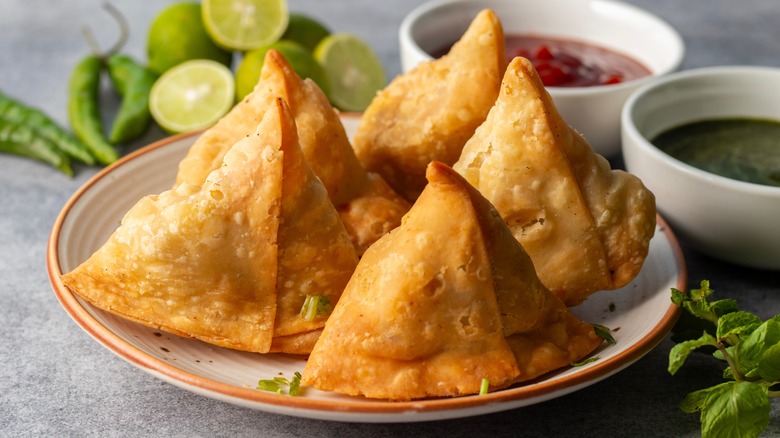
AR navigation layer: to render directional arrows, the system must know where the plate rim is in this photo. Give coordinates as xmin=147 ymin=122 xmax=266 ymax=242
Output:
xmin=46 ymin=129 xmax=687 ymax=420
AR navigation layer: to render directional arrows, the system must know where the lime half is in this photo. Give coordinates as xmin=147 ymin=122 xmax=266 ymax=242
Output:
xmin=202 ymin=0 xmax=289 ymax=51
xmin=314 ymin=33 xmax=386 ymax=112
xmin=149 ymin=60 xmax=235 ymax=134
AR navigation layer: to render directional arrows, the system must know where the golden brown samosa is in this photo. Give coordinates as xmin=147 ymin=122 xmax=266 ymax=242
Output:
xmin=453 ymin=57 xmax=656 ymax=306
xmin=302 ymin=162 xmax=603 ymax=400
xmin=175 ymin=49 xmax=409 ymax=254
xmin=352 ymin=9 xmax=506 ymax=201
xmin=62 ymin=98 xmax=358 ymax=355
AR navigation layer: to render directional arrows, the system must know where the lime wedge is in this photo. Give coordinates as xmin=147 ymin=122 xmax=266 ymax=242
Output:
xmin=202 ymin=0 xmax=289 ymax=51
xmin=149 ymin=60 xmax=235 ymax=134
xmin=314 ymin=33 xmax=386 ymax=112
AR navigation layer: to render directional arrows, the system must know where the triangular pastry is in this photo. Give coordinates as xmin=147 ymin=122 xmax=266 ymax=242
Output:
xmin=175 ymin=49 xmax=409 ymax=254
xmin=62 ymin=98 xmax=358 ymax=354
xmin=352 ymin=9 xmax=506 ymax=202
xmin=453 ymin=57 xmax=656 ymax=306
xmin=302 ymin=161 xmax=602 ymax=400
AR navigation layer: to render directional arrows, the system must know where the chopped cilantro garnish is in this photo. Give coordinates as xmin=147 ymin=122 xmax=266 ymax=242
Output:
xmin=299 ymin=295 xmax=332 ymax=321
xmin=571 ymin=356 xmax=600 ymax=367
xmin=593 ymin=324 xmax=616 ymax=344
xmin=257 ymin=371 xmax=302 ymax=396
xmin=479 ymin=378 xmax=490 ymax=395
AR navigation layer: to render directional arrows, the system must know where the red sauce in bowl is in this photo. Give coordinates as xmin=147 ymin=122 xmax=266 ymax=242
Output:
xmin=508 ymin=35 xmax=652 ymax=87
xmin=432 ymin=34 xmax=652 ymax=87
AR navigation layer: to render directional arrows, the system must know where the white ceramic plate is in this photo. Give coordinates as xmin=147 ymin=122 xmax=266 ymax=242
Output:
xmin=47 ymin=116 xmax=685 ymax=423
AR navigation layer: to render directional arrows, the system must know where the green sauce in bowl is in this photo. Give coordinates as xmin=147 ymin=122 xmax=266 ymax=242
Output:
xmin=652 ymin=118 xmax=780 ymax=187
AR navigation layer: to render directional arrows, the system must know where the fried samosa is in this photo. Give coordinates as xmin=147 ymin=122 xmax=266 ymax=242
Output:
xmin=302 ymin=162 xmax=603 ymax=400
xmin=351 ymin=9 xmax=506 ymax=201
xmin=62 ymin=98 xmax=358 ymax=354
xmin=175 ymin=49 xmax=409 ymax=254
xmin=453 ymin=57 xmax=656 ymax=306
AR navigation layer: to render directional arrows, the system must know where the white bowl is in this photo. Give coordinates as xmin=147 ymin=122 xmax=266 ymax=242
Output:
xmin=399 ymin=0 xmax=684 ymax=157
xmin=622 ymin=66 xmax=780 ymax=270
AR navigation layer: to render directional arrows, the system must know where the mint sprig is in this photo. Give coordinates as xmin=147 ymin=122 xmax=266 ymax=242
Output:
xmin=669 ymin=280 xmax=779 ymax=438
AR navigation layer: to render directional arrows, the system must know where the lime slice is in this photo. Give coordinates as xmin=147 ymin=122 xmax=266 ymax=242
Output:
xmin=149 ymin=60 xmax=235 ymax=134
xmin=202 ymin=0 xmax=289 ymax=51
xmin=235 ymin=40 xmax=330 ymax=101
xmin=314 ymin=33 xmax=386 ymax=112
xmin=281 ymin=13 xmax=330 ymax=52
xmin=147 ymin=2 xmax=232 ymax=75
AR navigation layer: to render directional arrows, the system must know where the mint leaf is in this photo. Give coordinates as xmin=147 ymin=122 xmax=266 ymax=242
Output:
xmin=683 ymin=299 xmax=720 ymax=325
xmin=716 ymin=311 xmax=762 ymax=342
xmin=735 ymin=319 xmax=780 ymax=376
xmin=675 ymin=281 xmax=740 ymax=326
xmin=669 ymin=281 xmax=778 ymax=438
xmin=689 ymin=280 xmax=714 ymax=301
xmin=709 ymin=298 xmax=739 ymax=317
xmin=671 ymin=287 xmax=689 ymax=306
xmin=669 ymin=332 xmax=718 ymax=375
xmin=680 ymin=383 xmax=724 ymax=414
xmin=758 ymin=343 xmax=780 ymax=382
xmin=700 ymin=381 xmax=769 ymax=438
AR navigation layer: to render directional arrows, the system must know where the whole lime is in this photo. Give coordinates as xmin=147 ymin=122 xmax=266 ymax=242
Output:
xmin=235 ymin=40 xmax=330 ymax=101
xmin=147 ymin=2 xmax=233 ymax=75
xmin=281 ymin=13 xmax=330 ymax=52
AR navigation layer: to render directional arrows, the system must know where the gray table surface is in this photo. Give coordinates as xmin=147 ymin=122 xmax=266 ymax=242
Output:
xmin=2 ymin=0 xmax=779 ymax=436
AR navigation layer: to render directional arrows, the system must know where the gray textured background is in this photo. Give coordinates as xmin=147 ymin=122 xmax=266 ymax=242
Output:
xmin=2 ymin=1 xmax=779 ymax=436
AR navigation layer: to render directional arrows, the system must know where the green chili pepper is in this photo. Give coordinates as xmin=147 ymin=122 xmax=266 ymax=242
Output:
xmin=0 ymin=91 xmax=95 ymax=165
xmin=0 ymin=118 xmax=73 ymax=176
xmin=107 ymin=54 xmax=157 ymax=144
xmin=68 ymin=55 xmax=119 ymax=165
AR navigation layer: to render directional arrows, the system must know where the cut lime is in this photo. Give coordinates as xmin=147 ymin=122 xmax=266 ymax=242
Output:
xmin=202 ymin=0 xmax=289 ymax=51
xmin=147 ymin=2 xmax=232 ymax=75
xmin=235 ymin=40 xmax=330 ymax=101
xmin=281 ymin=13 xmax=330 ymax=52
xmin=149 ymin=60 xmax=235 ymax=134
xmin=314 ymin=33 xmax=386 ymax=112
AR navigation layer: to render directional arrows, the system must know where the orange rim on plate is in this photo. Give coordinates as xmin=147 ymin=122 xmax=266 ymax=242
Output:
xmin=46 ymin=125 xmax=686 ymax=421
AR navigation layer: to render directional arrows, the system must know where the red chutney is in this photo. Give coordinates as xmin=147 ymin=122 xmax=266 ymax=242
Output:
xmin=506 ymin=34 xmax=652 ymax=87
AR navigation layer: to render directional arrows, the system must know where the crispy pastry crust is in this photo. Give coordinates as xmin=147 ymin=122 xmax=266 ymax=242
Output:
xmin=454 ymin=57 xmax=656 ymax=305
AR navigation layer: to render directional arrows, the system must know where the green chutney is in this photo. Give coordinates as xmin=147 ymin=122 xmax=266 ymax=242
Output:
xmin=651 ymin=118 xmax=780 ymax=187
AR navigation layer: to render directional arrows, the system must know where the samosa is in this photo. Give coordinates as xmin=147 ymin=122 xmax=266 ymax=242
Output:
xmin=302 ymin=162 xmax=603 ymax=400
xmin=175 ymin=49 xmax=409 ymax=255
xmin=62 ymin=98 xmax=358 ymax=355
xmin=352 ymin=9 xmax=506 ymax=201
xmin=453 ymin=57 xmax=656 ymax=306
